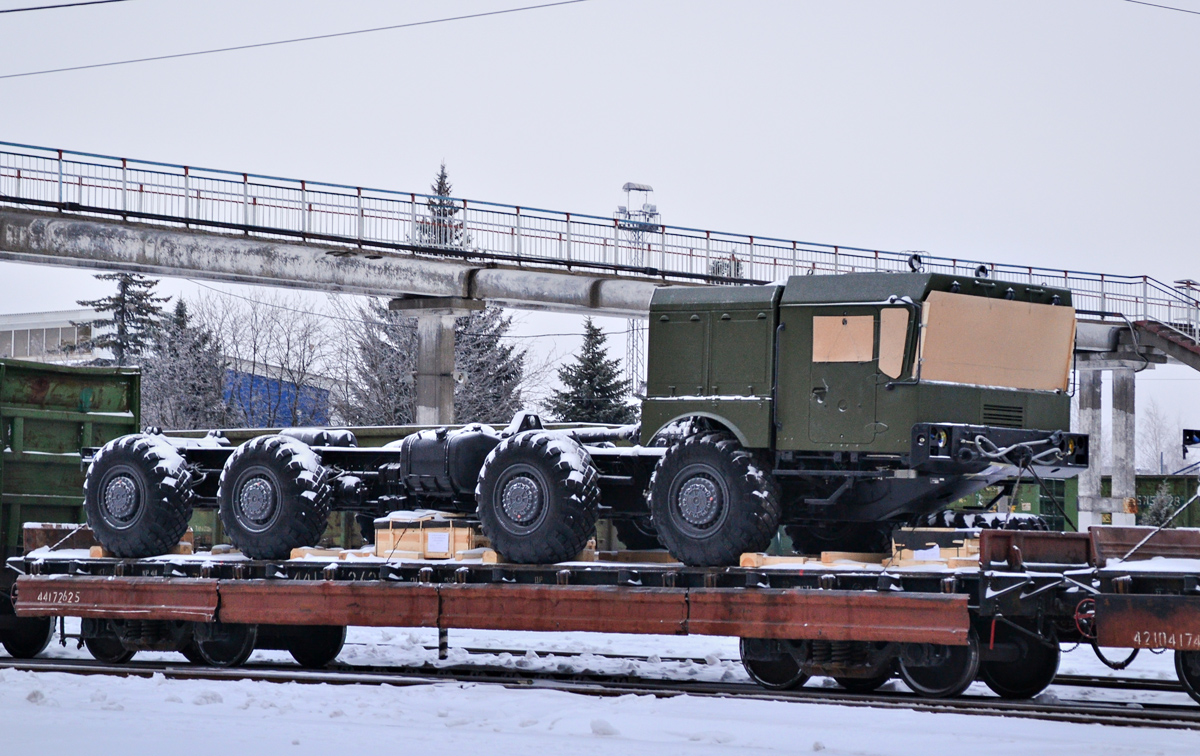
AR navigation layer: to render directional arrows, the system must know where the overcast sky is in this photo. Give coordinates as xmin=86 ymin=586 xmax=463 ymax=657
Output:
xmin=0 ymin=0 xmax=1197 ymax=443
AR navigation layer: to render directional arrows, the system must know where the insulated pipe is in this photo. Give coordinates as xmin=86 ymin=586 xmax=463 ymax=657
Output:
xmin=0 ymin=209 xmax=661 ymax=317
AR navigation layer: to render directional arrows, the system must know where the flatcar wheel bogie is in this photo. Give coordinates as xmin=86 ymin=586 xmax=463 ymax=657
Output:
xmin=192 ymin=622 xmax=257 ymax=667
xmin=1177 ymin=650 xmax=1200 ymax=705
xmin=288 ymin=625 xmax=346 ymax=669
xmin=979 ymin=623 xmax=1060 ymax=699
xmin=833 ymin=674 xmax=892 ymax=694
xmin=899 ymin=632 xmax=980 ymax=699
xmin=740 ymin=638 xmax=809 ymax=690
xmin=84 ymin=636 xmax=136 ymax=664
xmin=0 ymin=616 xmax=54 ymax=659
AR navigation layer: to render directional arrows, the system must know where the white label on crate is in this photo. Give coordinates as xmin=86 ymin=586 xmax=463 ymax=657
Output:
xmin=912 ymin=544 xmax=940 ymax=560
xmin=1021 ymin=501 xmax=1032 ymax=512
xmin=426 ymin=531 xmax=450 ymax=553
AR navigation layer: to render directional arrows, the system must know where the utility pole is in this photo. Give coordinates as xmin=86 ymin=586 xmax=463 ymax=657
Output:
xmin=615 ymin=182 xmax=659 ymax=398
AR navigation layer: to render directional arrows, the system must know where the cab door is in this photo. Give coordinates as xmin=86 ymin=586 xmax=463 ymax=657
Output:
xmin=807 ymin=308 xmax=878 ymax=445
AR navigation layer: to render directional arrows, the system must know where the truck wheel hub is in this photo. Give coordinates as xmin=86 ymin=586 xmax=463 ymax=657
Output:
xmin=678 ymin=476 xmax=721 ymax=527
xmin=238 ymin=477 xmax=277 ymax=524
xmin=103 ymin=476 xmax=139 ymax=521
xmin=501 ymin=475 xmax=542 ymax=524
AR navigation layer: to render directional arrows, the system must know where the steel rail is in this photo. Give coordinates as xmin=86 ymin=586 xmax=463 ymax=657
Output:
xmin=2 ymin=656 xmax=1197 ymax=730
xmin=416 ymin=645 xmax=1188 ymax=693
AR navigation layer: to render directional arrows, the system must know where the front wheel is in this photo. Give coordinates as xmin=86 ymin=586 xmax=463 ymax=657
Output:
xmin=476 ymin=432 xmax=600 ymax=564
xmin=649 ymin=433 xmax=780 ymax=566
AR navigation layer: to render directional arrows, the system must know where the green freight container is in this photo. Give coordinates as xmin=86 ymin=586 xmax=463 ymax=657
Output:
xmin=0 ymin=359 xmax=140 ymax=563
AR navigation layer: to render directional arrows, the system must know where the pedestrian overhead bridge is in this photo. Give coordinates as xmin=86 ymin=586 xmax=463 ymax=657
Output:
xmin=0 ymin=140 xmax=1198 ymax=509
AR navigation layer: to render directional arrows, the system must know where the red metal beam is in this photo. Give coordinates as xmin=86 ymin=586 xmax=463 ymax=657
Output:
xmin=687 ymin=589 xmax=970 ymax=645
xmin=1096 ymin=594 xmax=1200 ymax=651
xmin=13 ymin=576 xmax=217 ymax=622
xmin=438 ymin=584 xmax=688 ymax=634
xmin=217 ymin=581 xmax=439 ymax=627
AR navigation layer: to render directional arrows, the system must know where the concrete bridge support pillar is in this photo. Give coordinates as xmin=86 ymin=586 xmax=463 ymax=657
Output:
xmin=1075 ymin=364 xmax=1139 ymax=529
xmin=389 ymin=297 xmax=484 ymax=425
xmin=1111 ymin=367 xmax=1138 ymax=516
xmin=1077 ymin=370 xmax=1103 ymax=513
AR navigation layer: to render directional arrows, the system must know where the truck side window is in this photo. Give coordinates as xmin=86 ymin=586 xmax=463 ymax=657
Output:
xmin=878 ymin=308 xmax=909 ymax=378
xmin=812 ymin=315 xmax=874 ymax=363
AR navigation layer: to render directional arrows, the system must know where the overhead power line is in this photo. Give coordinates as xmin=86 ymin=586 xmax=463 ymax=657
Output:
xmin=0 ymin=0 xmax=131 ymax=13
xmin=0 ymin=0 xmax=592 ymax=80
xmin=1124 ymin=0 xmax=1200 ymax=16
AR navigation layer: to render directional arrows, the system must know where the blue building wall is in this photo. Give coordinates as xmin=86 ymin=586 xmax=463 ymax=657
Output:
xmin=224 ymin=369 xmax=330 ymax=427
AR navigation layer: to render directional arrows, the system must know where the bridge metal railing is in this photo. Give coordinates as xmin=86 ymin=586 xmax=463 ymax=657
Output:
xmin=0 ymin=140 xmax=1197 ymax=328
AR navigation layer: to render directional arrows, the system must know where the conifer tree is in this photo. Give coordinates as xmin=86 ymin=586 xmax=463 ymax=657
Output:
xmin=76 ymin=272 xmax=169 ymax=366
xmin=416 ymin=162 xmax=466 ymax=248
xmin=335 ymin=298 xmax=418 ymax=426
xmin=455 ymin=307 xmax=526 ymax=423
xmin=545 ymin=318 xmax=637 ymax=424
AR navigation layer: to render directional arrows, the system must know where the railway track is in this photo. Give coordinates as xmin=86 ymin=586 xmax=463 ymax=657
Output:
xmin=410 ymin=644 xmax=1188 ymax=693
xmin=2 ymin=655 xmax=1197 ymax=731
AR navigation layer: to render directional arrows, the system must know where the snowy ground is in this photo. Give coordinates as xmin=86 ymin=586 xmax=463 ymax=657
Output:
xmin=3 ymin=622 xmax=1198 ymax=755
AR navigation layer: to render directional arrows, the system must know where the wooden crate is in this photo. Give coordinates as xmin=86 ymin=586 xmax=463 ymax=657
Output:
xmin=374 ymin=512 xmax=484 ymax=560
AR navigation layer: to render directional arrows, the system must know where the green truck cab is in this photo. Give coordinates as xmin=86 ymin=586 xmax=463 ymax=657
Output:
xmin=640 ymin=272 xmax=1086 ymax=557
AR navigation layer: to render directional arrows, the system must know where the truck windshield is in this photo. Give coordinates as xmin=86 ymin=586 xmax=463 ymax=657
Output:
xmin=917 ymin=291 xmax=1075 ymax=392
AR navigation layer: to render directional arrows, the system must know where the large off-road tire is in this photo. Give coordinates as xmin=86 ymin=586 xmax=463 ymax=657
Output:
xmin=613 ymin=517 xmax=662 ymax=550
xmin=84 ymin=434 xmax=194 ymax=558
xmin=475 ymin=431 xmax=600 ymax=564
xmin=218 ymin=435 xmax=332 ymax=560
xmin=649 ymin=432 xmax=781 ymax=567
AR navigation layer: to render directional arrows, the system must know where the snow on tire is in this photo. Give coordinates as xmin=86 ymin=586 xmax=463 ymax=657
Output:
xmin=649 ymin=432 xmax=781 ymax=567
xmin=475 ymin=431 xmax=600 ymax=564
xmin=217 ymin=435 xmax=332 ymax=560
xmin=84 ymin=434 xmax=195 ymax=558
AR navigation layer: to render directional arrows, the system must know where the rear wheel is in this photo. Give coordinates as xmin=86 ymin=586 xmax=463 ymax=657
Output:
xmin=85 ymin=636 xmax=136 ymax=664
xmin=650 ymin=433 xmax=780 ymax=567
xmin=476 ymin=432 xmax=600 ymax=564
xmin=218 ymin=436 xmax=332 ymax=560
xmin=899 ymin=632 xmax=980 ymax=698
xmin=84 ymin=434 xmax=194 ymax=558
xmin=288 ymin=625 xmax=346 ymax=668
xmin=740 ymin=638 xmax=809 ymax=690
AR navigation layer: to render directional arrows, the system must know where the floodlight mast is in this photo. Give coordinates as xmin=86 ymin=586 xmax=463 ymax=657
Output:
xmin=615 ymin=183 xmax=660 ymax=398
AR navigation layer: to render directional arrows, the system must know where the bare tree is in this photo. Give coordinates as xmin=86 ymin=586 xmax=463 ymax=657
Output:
xmin=1138 ymin=398 xmax=1184 ymax=474
xmin=193 ymin=290 xmax=334 ymax=428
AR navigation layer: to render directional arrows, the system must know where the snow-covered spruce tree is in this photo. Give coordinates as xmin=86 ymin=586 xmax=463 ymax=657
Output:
xmin=140 ymin=300 xmax=240 ymax=430
xmin=454 ymin=307 xmax=526 ymax=424
xmin=75 ymin=273 xmax=170 ymax=366
xmin=334 ymin=298 xmax=419 ymax=426
xmin=1141 ymin=480 xmax=1178 ymax=528
xmin=544 ymin=318 xmax=637 ymax=424
xmin=414 ymin=162 xmax=467 ymax=249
